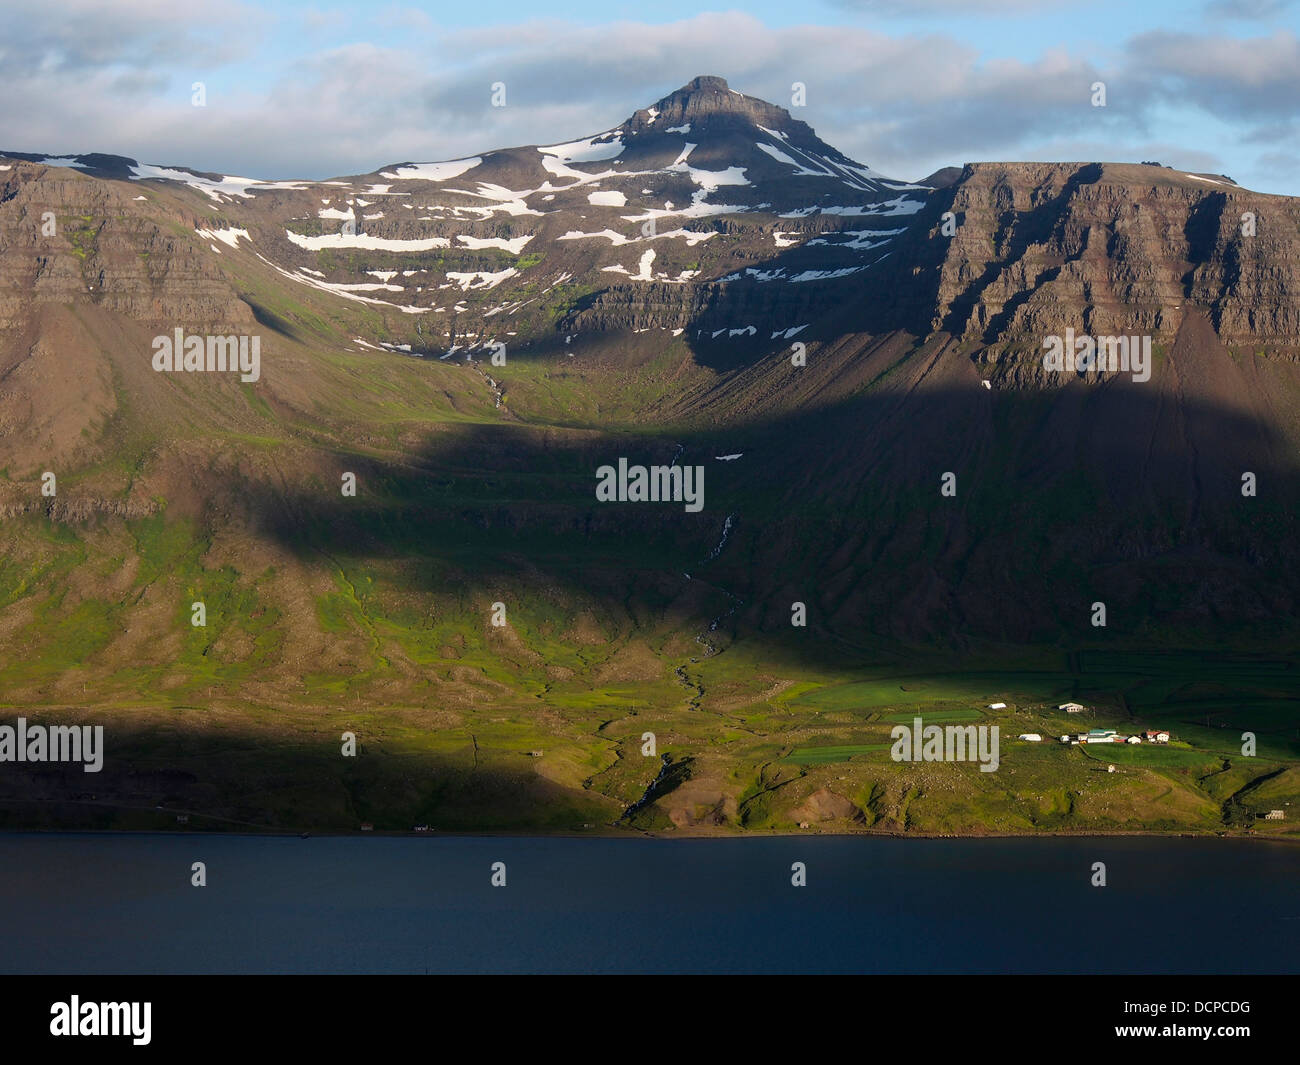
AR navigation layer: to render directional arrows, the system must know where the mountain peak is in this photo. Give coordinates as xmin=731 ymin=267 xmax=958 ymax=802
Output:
xmin=652 ymin=75 xmax=767 ymax=116
xmin=626 ymin=74 xmax=808 ymax=144
xmin=679 ymin=74 xmax=731 ymax=94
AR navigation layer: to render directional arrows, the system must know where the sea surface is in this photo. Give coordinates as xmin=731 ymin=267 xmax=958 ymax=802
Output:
xmin=1 ymin=833 xmax=1296 ymax=973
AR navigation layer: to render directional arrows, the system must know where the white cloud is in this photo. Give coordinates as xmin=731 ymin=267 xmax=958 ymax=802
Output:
xmin=829 ymin=0 xmax=1070 ymax=12
xmin=0 ymin=10 xmax=1295 ymax=194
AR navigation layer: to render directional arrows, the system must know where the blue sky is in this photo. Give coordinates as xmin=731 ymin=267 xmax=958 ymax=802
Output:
xmin=3 ymin=0 xmax=1298 ymax=194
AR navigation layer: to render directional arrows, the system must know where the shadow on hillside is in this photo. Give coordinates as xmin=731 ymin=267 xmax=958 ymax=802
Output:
xmin=238 ymin=367 xmax=1300 ymax=670
xmin=0 ymin=721 xmax=619 ymax=834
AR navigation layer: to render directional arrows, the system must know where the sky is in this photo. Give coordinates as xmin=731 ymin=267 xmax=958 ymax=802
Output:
xmin=2 ymin=0 xmax=1298 ymax=194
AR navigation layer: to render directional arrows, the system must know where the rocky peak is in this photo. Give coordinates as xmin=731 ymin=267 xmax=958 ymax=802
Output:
xmin=625 ymin=74 xmax=809 ymax=141
xmin=682 ymin=74 xmax=730 ymax=93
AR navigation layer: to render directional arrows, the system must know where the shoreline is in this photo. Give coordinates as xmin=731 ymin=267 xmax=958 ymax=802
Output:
xmin=2 ymin=824 xmax=1296 ymax=844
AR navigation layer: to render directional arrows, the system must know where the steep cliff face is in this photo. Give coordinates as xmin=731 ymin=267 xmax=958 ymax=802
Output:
xmin=0 ymin=161 xmax=272 ymax=478
xmin=891 ymin=162 xmax=1300 ymax=386
xmin=0 ymin=162 xmax=256 ymax=331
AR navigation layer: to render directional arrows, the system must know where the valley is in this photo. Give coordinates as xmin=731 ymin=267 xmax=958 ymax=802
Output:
xmin=1 ymin=77 xmax=1297 ymax=840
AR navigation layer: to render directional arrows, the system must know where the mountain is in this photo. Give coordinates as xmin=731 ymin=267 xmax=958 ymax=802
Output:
xmin=1 ymin=77 xmax=1298 ymax=837
xmin=4 ymin=76 xmax=929 ymax=357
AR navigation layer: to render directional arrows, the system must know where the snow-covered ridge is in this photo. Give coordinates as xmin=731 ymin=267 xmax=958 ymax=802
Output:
xmin=132 ymin=163 xmax=309 ymax=201
xmin=11 ymin=81 xmax=938 ymax=325
xmin=380 ymin=158 xmax=482 ymax=182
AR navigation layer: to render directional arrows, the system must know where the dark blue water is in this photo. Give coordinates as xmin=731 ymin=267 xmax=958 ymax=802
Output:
xmin=1 ymin=833 xmax=1296 ymax=973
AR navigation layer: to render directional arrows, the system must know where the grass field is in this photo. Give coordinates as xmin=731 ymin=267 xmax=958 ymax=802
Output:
xmin=0 ymin=267 xmax=1296 ymax=838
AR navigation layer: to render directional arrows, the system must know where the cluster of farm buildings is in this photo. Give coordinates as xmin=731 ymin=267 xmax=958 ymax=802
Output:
xmin=1014 ymin=728 xmax=1171 ymax=744
xmin=1001 ymin=703 xmax=1172 ymax=745
xmin=991 ymin=701 xmax=1287 ymax=822
xmin=1060 ymin=728 xmax=1170 ymax=745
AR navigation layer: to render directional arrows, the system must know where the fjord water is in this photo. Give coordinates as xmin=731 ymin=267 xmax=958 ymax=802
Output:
xmin=0 ymin=834 xmax=1296 ymax=973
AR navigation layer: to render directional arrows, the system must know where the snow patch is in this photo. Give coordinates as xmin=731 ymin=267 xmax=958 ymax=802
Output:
xmin=806 ymin=229 xmax=902 ymax=251
xmin=632 ymin=249 xmax=655 ymax=280
xmin=195 ymin=226 xmax=250 ymax=248
xmin=562 ymin=228 xmax=634 ymax=245
xmin=788 ymin=266 xmax=866 ymax=282
xmin=285 ymin=231 xmax=451 ymax=251
xmin=37 ymin=156 xmax=91 ymax=169
xmin=780 ymin=196 xmax=924 ymax=219
xmin=457 ymin=234 xmax=534 ymax=253
xmin=755 ymin=141 xmax=829 ymax=177
xmin=380 ymin=158 xmax=482 ymax=181
xmin=446 ymin=268 xmax=518 ymax=291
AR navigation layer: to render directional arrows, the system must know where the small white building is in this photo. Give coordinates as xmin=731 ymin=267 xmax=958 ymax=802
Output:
xmin=1059 ymin=702 xmax=1087 ymax=713
xmin=989 ymin=702 xmax=1007 ymax=710
xmin=1265 ymin=810 xmax=1285 ymax=821
xmin=1126 ymin=735 xmax=1141 ymax=744
xmin=1059 ymin=735 xmax=1071 ymax=744
xmin=1018 ymin=734 xmax=1042 ymax=742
